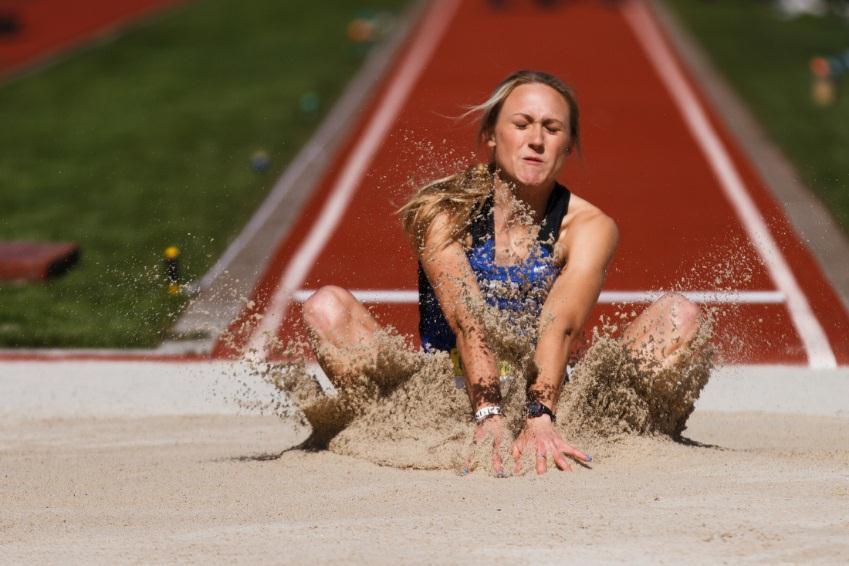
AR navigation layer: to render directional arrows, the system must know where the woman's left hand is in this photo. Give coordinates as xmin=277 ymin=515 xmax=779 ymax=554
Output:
xmin=512 ymin=416 xmax=591 ymax=475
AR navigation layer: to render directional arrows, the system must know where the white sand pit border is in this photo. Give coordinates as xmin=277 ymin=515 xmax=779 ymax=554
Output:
xmin=0 ymin=361 xmax=847 ymax=421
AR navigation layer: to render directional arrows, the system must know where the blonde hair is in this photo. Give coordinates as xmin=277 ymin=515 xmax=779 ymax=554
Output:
xmin=399 ymin=70 xmax=580 ymax=253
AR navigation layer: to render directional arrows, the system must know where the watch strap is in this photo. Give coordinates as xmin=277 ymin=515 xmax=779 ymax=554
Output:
xmin=474 ymin=405 xmax=502 ymax=423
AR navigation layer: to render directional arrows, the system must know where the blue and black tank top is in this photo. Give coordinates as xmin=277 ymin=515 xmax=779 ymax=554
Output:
xmin=418 ymin=181 xmax=572 ymax=352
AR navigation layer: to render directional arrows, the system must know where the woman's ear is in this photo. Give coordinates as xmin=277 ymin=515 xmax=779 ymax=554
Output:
xmin=486 ymin=136 xmax=496 ymax=149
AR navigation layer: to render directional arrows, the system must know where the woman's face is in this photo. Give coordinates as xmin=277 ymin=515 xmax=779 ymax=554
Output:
xmin=488 ymin=83 xmax=572 ymax=190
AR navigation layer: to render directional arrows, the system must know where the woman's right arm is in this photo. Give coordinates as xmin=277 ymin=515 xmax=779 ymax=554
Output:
xmin=422 ymin=213 xmax=510 ymax=475
xmin=419 ymin=212 xmax=501 ymax=413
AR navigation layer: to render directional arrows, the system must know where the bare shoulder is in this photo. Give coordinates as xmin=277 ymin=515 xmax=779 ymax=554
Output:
xmin=421 ymin=209 xmax=466 ymax=262
xmin=561 ymin=194 xmax=618 ymax=243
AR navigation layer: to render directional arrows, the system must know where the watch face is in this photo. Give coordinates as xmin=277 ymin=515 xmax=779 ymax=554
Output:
xmin=527 ymin=401 xmax=555 ymax=422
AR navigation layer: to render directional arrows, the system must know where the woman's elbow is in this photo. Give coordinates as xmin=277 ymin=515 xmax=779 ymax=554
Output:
xmin=540 ymin=314 xmax=581 ymax=344
xmin=560 ymin=323 xmax=579 ymax=342
xmin=452 ymin=315 xmax=482 ymax=340
xmin=602 ymin=214 xmax=620 ymax=256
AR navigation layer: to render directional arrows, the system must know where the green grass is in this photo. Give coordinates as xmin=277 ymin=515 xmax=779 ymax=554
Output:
xmin=0 ymin=0 xmax=407 ymax=347
xmin=665 ymin=0 xmax=849 ymax=235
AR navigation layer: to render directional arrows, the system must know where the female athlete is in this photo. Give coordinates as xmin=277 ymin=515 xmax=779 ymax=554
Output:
xmin=301 ymin=70 xmax=702 ymax=475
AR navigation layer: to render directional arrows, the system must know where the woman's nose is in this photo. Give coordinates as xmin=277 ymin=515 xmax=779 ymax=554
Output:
xmin=527 ymin=126 xmax=544 ymax=151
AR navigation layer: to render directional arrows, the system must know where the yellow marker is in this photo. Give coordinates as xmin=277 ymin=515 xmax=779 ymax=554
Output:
xmin=163 ymin=246 xmax=181 ymax=295
xmin=812 ymin=78 xmax=835 ymax=107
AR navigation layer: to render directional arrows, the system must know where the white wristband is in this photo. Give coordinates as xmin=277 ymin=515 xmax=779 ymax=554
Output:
xmin=474 ymin=405 xmax=502 ymax=423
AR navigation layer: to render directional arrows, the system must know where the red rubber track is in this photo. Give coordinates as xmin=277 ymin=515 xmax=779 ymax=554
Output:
xmin=0 ymin=0 xmax=184 ymax=80
xmin=215 ymin=0 xmax=849 ymax=366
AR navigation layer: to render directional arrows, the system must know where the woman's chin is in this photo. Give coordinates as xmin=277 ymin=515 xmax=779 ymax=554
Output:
xmin=497 ymin=166 xmax=552 ymax=190
xmin=515 ymin=173 xmax=551 ymax=189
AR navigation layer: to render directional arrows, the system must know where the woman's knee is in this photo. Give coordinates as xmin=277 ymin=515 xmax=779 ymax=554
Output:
xmin=658 ymin=293 xmax=701 ymax=336
xmin=302 ymin=286 xmax=355 ymax=336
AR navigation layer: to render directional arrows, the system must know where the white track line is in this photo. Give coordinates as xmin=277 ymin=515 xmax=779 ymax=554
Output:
xmin=293 ymin=289 xmax=420 ymax=304
xmin=622 ymin=0 xmax=836 ymax=369
xmin=292 ymin=289 xmax=785 ymax=305
xmin=244 ymin=0 xmax=461 ymax=356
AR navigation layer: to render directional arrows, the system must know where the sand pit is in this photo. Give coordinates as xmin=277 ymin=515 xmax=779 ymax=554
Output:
xmin=2 ymin=409 xmax=848 ymax=563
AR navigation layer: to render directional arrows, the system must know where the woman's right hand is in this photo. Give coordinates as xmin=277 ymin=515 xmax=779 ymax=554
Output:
xmin=464 ymin=414 xmax=511 ymax=477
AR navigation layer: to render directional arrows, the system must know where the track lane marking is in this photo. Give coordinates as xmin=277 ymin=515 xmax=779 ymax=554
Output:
xmin=292 ymin=289 xmax=786 ymax=305
xmin=621 ymin=0 xmax=836 ymax=368
xmin=244 ymin=0 xmax=461 ymax=357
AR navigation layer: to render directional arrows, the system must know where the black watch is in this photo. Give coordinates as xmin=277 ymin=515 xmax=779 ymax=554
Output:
xmin=526 ymin=400 xmax=556 ymax=423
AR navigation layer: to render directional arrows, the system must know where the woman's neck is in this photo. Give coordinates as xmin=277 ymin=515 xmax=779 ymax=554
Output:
xmin=493 ymin=173 xmax=554 ymax=224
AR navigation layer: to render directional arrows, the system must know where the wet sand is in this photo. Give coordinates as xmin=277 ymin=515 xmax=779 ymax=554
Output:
xmin=3 ymin=411 xmax=848 ymax=563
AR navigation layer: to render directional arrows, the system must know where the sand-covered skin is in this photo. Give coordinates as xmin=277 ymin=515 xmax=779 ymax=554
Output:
xmin=2 ymin=411 xmax=848 ymax=563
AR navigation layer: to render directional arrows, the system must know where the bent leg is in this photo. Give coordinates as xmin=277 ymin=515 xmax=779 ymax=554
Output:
xmin=302 ymin=286 xmax=384 ymax=384
xmin=622 ymin=293 xmax=702 ymax=370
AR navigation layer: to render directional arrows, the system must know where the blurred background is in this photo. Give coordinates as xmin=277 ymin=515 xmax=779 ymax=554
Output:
xmin=0 ymin=0 xmax=847 ymax=349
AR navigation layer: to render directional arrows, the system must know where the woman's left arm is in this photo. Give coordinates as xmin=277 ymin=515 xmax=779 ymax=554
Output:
xmin=512 ymin=207 xmax=619 ymax=474
xmin=532 ymin=208 xmax=618 ymax=408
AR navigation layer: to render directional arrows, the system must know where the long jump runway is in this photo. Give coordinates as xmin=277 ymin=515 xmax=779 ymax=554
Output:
xmin=217 ymin=0 xmax=849 ymax=368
